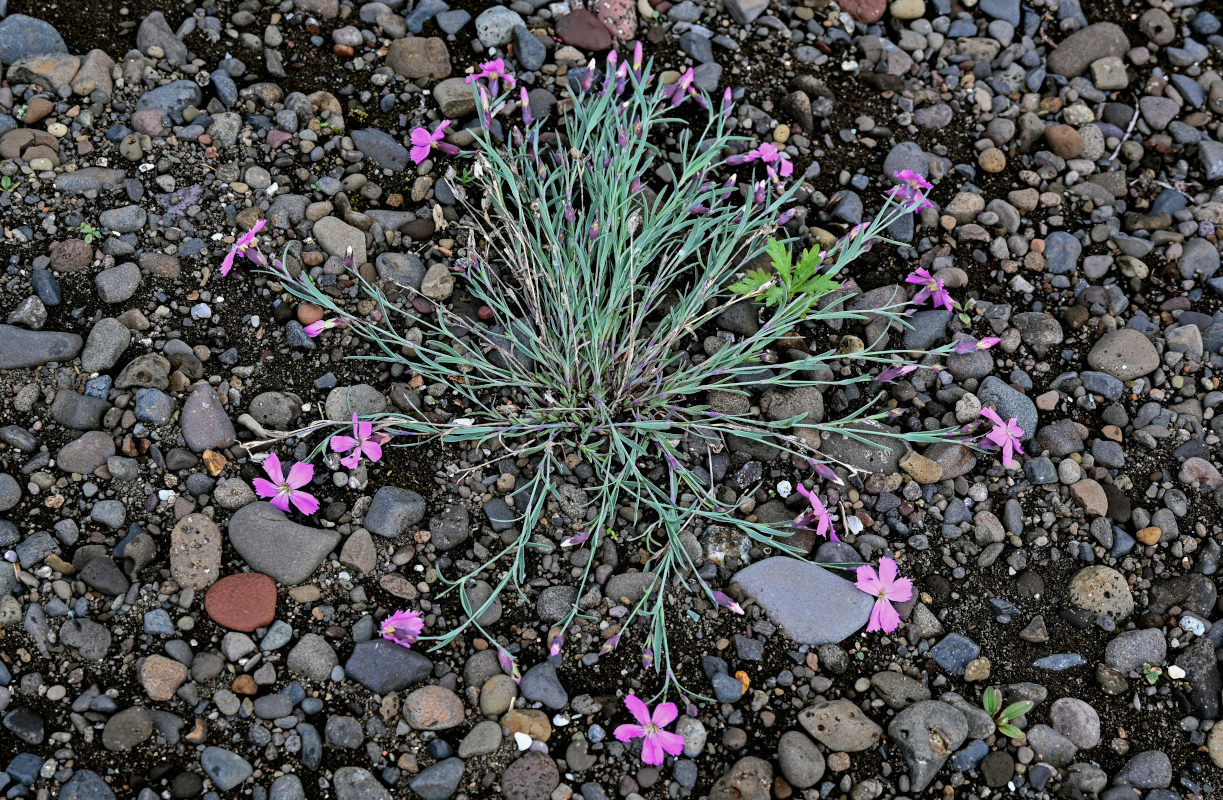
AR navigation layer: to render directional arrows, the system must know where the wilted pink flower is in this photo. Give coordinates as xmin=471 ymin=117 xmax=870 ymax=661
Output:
xmin=614 ymin=695 xmax=686 ymax=765
xmin=409 ymin=121 xmax=459 ymax=164
xmin=466 ymin=58 xmax=515 ymax=94
xmin=331 ymin=413 xmax=386 ymax=469
xmin=253 ymin=453 xmax=319 ymax=515
xmin=221 ymin=218 xmax=266 ymax=276
xmin=906 ymin=267 xmax=954 ymax=310
xmin=712 ymin=590 xmax=744 ymax=615
xmin=813 ymin=463 xmax=842 ymax=485
xmin=631 ymin=41 xmax=644 ymax=74
xmin=561 ymin=530 xmax=591 ymax=547
xmin=665 ymin=68 xmax=695 ymax=107
xmin=856 ymin=557 xmax=913 ymax=633
xmin=599 ymin=633 xmax=621 ymax=657
xmin=304 ymin=318 xmax=348 ymax=337
xmin=877 ymin=363 xmax=919 ymax=383
xmin=496 ymin=646 xmax=521 ymax=683
xmin=954 ymin=336 xmax=1001 ymax=354
xmin=886 ymin=169 xmax=934 ymax=212
xmin=980 ymin=407 xmax=1024 ymax=468
xmin=520 ymin=87 xmax=534 ymax=126
xmin=549 ymin=634 xmax=564 ymax=657
xmin=795 ymin=482 xmax=838 ymax=542
xmin=380 ymin=609 xmax=425 ymax=648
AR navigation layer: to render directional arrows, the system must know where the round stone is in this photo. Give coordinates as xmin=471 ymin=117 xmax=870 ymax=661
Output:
xmin=979 ymin=147 xmax=1006 ymax=173
xmin=1067 ymin=566 xmax=1134 ymax=619
xmin=204 ymin=573 xmax=277 ymax=632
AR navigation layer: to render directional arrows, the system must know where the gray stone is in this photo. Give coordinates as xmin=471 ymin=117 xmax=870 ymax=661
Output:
xmin=135 ymin=80 xmax=203 ymax=124
xmin=364 ymin=485 xmax=427 ymax=537
xmin=1067 ymin=565 xmax=1134 ymax=618
xmin=57 ymin=431 xmax=115 ymax=474
xmin=324 ymin=383 xmax=387 ymax=420
xmin=1087 ymin=328 xmax=1159 ymax=381
xmin=60 ymin=771 xmax=116 ymax=800
xmin=95 ymin=263 xmax=141 ymax=303
xmin=475 ymin=6 xmax=525 ymax=47
xmin=732 ymin=558 xmax=873 ymax=644
xmin=80 ymin=318 xmax=131 ymax=373
xmin=345 ymin=639 xmax=432 ymax=693
xmin=0 ymin=325 xmax=81 ymax=368
xmin=287 ymin=633 xmax=339 ymax=682
xmin=1114 ymin=750 xmax=1171 ymax=789
xmin=0 ymin=15 xmax=68 ymax=63
xmin=1104 ymin=628 xmax=1166 ymax=672
xmin=181 ymin=385 xmax=236 ymax=452
xmin=352 ymin=128 xmax=410 ymax=172
xmin=50 ymin=391 xmax=110 ymax=430
xmin=799 ymin=699 xmax=882 ymax=752
xmin=228 ymin=502 xmax=341 ymax=585
xmin=519 ymin=661 xmax=568 ymax=710
xmin=888 ymin=701 xmax=969 ymax=792
xmin=1047 ymin=23 xmax=1130 ymax=77
xmin=334 ymin=767 xmax=391 ymax=800
xmin=817 ymin=420 xmax=909 ymax=473
xmin=977 ymin=376 xmax=1037 ymax=440
xmin=930 ymin=633 xmax=980 ymax=675
xmin=1049 ymin=697 xmax=1100 ymax=749
xmin=136 ymin=11 xmax=188 ymax=65
xmin=777 ymin=730 xmax=824 ymax=789
xmin=410 ymin=758 xmax=464 ymax=800
xmin=200 ymin=746 xmax=253 ymax=791
xmin=313 ymin=216 xmax=367 ymax=265
xmin=1027 ymin=724 xmax=1078 ymax=766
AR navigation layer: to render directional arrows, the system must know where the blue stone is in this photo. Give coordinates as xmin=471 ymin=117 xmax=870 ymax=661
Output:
xmin=143 ymin=609 xmax=175 ymax=635
xmin=930 ymin=633 xmax=980 ymax=675
xmin=951 ymin=739 xmax=989 ymax=771
xmin=1032 ymin=653 xmax=1086 ymax=670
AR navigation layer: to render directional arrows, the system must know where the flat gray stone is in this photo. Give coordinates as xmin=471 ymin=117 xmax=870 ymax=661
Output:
xmin=889 ymin=700 xmax=969 ymax=792
xmin=732 ymin=557 xmax=872 ymax=644
xmin=228 ymin=502 xmax=341 ymax=585
xmin=0 ymin=324 xmax=81 ymax=369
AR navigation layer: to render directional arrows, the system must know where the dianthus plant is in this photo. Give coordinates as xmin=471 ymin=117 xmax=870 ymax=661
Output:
xmin=272 ymin=50 xmax=967 ymax=700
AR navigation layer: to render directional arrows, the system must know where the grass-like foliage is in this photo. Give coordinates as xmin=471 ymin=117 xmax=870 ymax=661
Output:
xmin=274 ymin=52 xmax=965 ymax=698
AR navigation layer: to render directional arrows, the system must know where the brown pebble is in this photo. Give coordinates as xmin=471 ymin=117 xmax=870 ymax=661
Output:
xmin=1136 ymin=526 xmax=1161 ymax=545
xmin=827 ymin=751 xmax=851 ymax=771
xmin=232 ymin=674 xmax=258 ymax=694
xmin=204 ymin=573 xmax=277 ymax=632
xmin=979 ymin=147 xmax=1006 ymax=173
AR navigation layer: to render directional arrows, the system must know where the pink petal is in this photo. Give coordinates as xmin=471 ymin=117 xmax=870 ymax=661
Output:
xmin=855 ymin=565 xmax=883 ymax=596
xmin=360 ymin=439 xmax=383 ymax=463
xmin=340 ymin=452 xmax=361 ymax=470
xmin=656 ymin=730 xmax=686 ymax=757
xmin=624 ymin=694 xmax=652 ymax=727
xmin=650 ymin=702 xmax=678 ymax=728
xmin=979 ymin=407 xmax=1004 ymax=427
xmin=355 ymin=419 xmax=373 ymax=440
xmin=331 ymin=435 xmax=358 ymax=453
xmin=878 ymin=557 xmax=899 ymax=587
xmin=410 ymin=127 xmax=432 ymax=147
xmin=613 ymin=724 xmax=645 ymax=743
xmin=285 ymin=461 xmax=314 ymax=489
xmin=290 ymin=490 xmax=320 ymax=516
xmin=640 ymin=736 xmax=665 ymax=765
xmin=874 ymin=598 xmax=901 ymax=633
xmin=889 ymin=576 xmax=914 ymax=604
xmin=252 ymin=477 xmax=279 ymax=500
xmin=410 ymin=144 xmax=430 ymax=164
xmin=262 ymin=453 xmax=285 ymax=485
xmin=1001 ymin=440 xmax=1015 ymax=468
xmin=268 ymin=494 xmax=291 ymax=513
xmin=221 ymin=249 xmax=237 ymax=276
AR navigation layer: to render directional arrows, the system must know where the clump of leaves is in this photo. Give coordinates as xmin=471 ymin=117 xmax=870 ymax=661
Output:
xmin=0 ymin=175 xmax=16 ymax=191
xmin=982 ymin=686 xmax=1033 ymax=740
xmin=729 ymin=239 xmax=840 ymax=309
xmin=71 ymin=222 xmax=100 ymax=243
xmin=1141 ymin=663 xmax=1163 ymax=685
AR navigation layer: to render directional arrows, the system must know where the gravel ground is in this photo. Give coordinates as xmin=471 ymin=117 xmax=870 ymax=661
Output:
xmin=1 ymin=0 xmax=1222 ymax=799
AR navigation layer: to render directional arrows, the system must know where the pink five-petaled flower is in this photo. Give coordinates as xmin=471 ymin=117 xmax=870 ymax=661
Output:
xmin=409 ymin=120 xmax=460 ymax=164
xmin=905 ymin=267 xmax=954 ymax=311
xmin=752 ymin=143 xmax=794 ymax=178
xmin=304 ymin=317 xmax=348 ymax=337
xmin=221 ymin=218 xmax=267 ymax=276
xmin=980 ymin=407 xmax=1025 ymax=469
xmin=954 ymin=336 xmax=1001 ymax=354
xmin=614 ymin=695 xmax=686 ymax=766
xmin=380 ymin=609 xmax=424 ymax=649
xmin=466 ymin=57 xmax=516 ymax=94
xmin=855 ymin=556 xmax=914 ymax=633
xmin=331 ymin=413 xmax=386 ymax=469
xmin=253 ymin=453 xmax=320 ymax=515
xmin=794 ymin=482 xmax=839 ymax=542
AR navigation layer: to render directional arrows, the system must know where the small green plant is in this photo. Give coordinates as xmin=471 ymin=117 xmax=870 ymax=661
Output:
xmin=1141 ymin=663 xmax=1163 ymax=685
xmin=982 ymin=686 xmax=1033 ymax=740
xmin=729 ymin=238 xmax=841 ymax=309
xmin=71 ymin=222 xmax=100 ymax=243
xmin=0 ymin=175 xmax=15 ymax=191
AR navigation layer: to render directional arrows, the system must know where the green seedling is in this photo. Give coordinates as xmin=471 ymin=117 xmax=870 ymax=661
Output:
xmin=982 ymin=686 xmax=1033 ymax=740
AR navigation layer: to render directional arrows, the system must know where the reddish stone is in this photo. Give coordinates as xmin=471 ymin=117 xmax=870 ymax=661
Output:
xmin=267 ymin=130 xmax=293 ymax=149
xmin=556 ymin=9 xmax=613 ymax=51
xmin=205 ymin=573 xmax=277 ymax=632
xmin=842 ymin=0 xmax=886 ymax=23
xmin=592 ymin=0 xmax=636 ymax=40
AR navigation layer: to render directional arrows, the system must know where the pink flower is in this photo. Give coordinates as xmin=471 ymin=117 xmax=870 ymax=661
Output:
xmin=954 ymin=336 xmax=1001 ymax=354
xmin=905 ymin=267 xmax=954 ymax=311
xmin=409 ymin=121 xmax=459 ymax=164
xmin=520 ymin=87 xmax=534 ymax=126
xmin=304 ymin=318 xmax=348 ymax=337
xmin=252 ymin=453 xmax=320 ymax=515
xmin=794 ymin=482 xmax=838 ymax=542
xmin=466 ymin=58 xmax=516 ymax=94
xmin=614 ymin=695 xmax=686 ymax=766
xmin=665 ymin=68 xmax=696 ymax=107
xmin=496 ymin=646 xmax=521 ymax=683
xmin=549 ymin=634 xmax=564 ymax=657
xmin=980 ymin=407 xmax=1024 ymax=468
xmin=856 ymin=557 xmax=913 ymax=633
xmin=813 ymin=463 xmax=842 ymax=485
xmin=380 ymin=609 xmax=425 ymax=648
xmin=331 ymin=413 xmax=386 ymax=469
xmin=712 ymin=590 xmax=744 ymax=615
xmin=221 ymin=219 xmax=266 ymax=276
xmin=886 ymin=169 xmax=934 ymax=212
xmin=877 ymin=363 xmax=919 ymax=383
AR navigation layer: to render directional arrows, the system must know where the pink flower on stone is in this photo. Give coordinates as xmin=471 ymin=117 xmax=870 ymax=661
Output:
xmin=331 ymin=413 xmax=386 ymax=469
xmin=877 ymin=363 xmax=919 ymax=383
xmin=252 ymin=453 xmax=320 ymax=515
xmin=614 ymin=694 xmax=686 ymax=766
xmin=380 ymin=609 xmax=424 ymax=648
xmin=304 ymin=318 xmax=348 ymax=337
xmin=905 ymin=267 xmax=954 ymax=310
xmin=794 ymin=482 xmax=838 ymax=542
xmin=886 ymin=169 xmax=934 ymax=212
xmin=466 ymin=58 xmax=516 ymax=94
xmin=221 ymin=218 xmax=266 ymax=276
xmin=409 ymin=120 xmax=459 ymax=164
xmin=855 ymin=556 xmax=914 ymax=633
xmin=980 ymin=407 xmax=1025 ymax=468
xmin=954 ymin=336 xmax=1001 ymax=354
